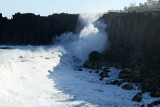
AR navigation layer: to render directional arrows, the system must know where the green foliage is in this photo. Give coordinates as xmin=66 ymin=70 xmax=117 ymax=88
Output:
xmin=124 ymin=0 xmax=160 ymax=12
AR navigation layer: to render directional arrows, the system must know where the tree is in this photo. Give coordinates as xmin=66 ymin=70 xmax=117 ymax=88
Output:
xmin=124 ymin=0 xmax=160 ymax=12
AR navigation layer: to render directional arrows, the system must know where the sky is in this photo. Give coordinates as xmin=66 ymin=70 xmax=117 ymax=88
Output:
xmin=0 ymin=0 xmax=147 ymax=18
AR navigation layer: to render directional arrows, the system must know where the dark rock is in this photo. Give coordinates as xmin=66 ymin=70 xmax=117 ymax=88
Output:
xmin=0 ymin=47 xmax=11 ymax=49
xmin=99 ymin=72 xmax=104 ymax=77
xmin=117 ymin=81 xmax=123 ymax=86
xmin=95 ymin=64 xmax=101 ymax=69
xmin=99 ymin=75 xmax=109 ymax=81
xmin=103 ymin=67 xmax=110 ymax=69
xmin=147 ymin=100 xmax=160 ymax=107
xmin=19 ymin=56 xmax=23 ymax=58
xmin=104 ymin=74 xmax=109 ymax=77
xmin=110 ymin=80 xmax=123 ymax=86
xmin=99 ymin=72 xmax=109 ymax=77
xmin=138 ymin=85 xmax=142 ymax=90
xmin=94 ymin=70 xmax=99 ymax=74
xmin=119 ymin=80 xmax=127 ymax=85
xmin=135 ymin=84 xmax=138 ymax=86
xmin=132 ymin=92 xmax=142 ymax=102
xmin=83 ymin=63 xmax=90 ymax=68
xmin=122 ymin=84 xmax=134 ymax=90
xmin=89 ymin=51 xmax=100 ymax=62
xmin=118 ymin=69 xmax=131 ymax=79
xmin=88 ymin=62 xmax=101 ymax=69
xmin=89 ymin=71 xmax=92 ymax=73
xmin=110 ymin=80 xmax=119 ymax=85
xmin=141 ymin=104 xmax=145 ymax=107
xmin=150 ymin=90 xmax=160 ymax=97
xmin=78 ymin=68 xmax=82 ymax=71
xmin=98 ymin=71 xmax=110 ymax=81
xmin=83 ymin=62 xmax=101 ymax=69
xmin=121 ymin=79 xmax=127 ymax=83
xmin=99 ymin=77 xmax=104 ymax=81
xmin=103 ymin=68 xmax=110 ymax=73
xmin=106 ymin=82 xmax=110 ymax=85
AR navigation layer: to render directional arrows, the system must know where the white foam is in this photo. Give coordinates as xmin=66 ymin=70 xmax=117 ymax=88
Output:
xmin=56 ymin=13 xmax=108 ymax=62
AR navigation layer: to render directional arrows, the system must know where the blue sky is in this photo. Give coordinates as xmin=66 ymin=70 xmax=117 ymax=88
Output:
xmin=0 ymin=0 xmax=146 ymax=18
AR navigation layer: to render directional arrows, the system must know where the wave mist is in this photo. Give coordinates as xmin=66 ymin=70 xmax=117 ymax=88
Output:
xmin=55 ymin=13 xmax=109 ymax=62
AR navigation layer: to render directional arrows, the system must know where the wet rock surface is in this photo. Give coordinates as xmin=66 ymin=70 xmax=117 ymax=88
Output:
xmin=147 ymin=100 xmax=160 ymax=107
xmin=132 ymin=92 xmax=143 ymax=102
xmin=78 ymin=68 xmax=82 ymax=71
xmin=0 ymin=47 xmax=12 ymax=49
xmin=110 ymin=80 xmax=124 ymax=86
xmin=122 ymin=84 xmax=134 ymax=90
xmin=80 ymin=59 xmax=160 ymax=105
xmin=118 ymin=69 xmax=131 ymax=79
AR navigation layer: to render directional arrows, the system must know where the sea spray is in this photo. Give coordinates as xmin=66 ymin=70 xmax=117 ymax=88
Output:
xmin=55 ymin=13 xmax=109 ymax=62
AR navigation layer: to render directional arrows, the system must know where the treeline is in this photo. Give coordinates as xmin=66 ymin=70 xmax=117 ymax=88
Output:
xmin=0 ymin=13 xmax=78 ymax=45
xmin=124 ymin=0 xmax=160 ymax=12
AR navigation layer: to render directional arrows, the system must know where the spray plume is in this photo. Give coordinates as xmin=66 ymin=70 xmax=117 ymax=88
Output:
xmin=55 ymin=12 xmax=109 ymax=62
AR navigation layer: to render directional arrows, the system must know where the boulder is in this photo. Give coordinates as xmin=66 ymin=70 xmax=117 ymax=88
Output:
xmin=0 ymin=47 xmax=11 ymax=49
xmin=78 ymin=68 xmax=82 ymax=71
xmin=147 ymin=100 xmax=160 ymax=107
xmin=94 ymin=64 xmax=101 ymax=69
xmin=122 ymin=84 xmax=134 ymax=90
xmin=19 ymin=56 xmax=23 ymax=58
xmin=99 ymin=77 xmax=104 ymax=80
xmin=110 ymin=80 xmax=124 ymax=86
xmin=99 ymin=72 xmax=109 ymax=77
xmin=118 ymin=69 xmax=131 ymax=79
xmin=99 ymin=71 xmax=109 ymax=81
xmin=132 ymin=92 xmax=142 ymax=102
xmin=83 ymin=63 xmax=90 ymax=68
xmin=89 ymin=71 xmax=93 ymax=73
xmin=99 ymin=72 xmax=104 ymax=77
xmin=103 ymin=68 xmax=110 ymax=73
xmin=99 ymin=74 xmax=109 ymax=81
xmin=89 ymin=51 xmax=100 ymax=62
xmin=117 ymin=81 xmax=123 ymax=86
xmin=110 ymin=80 xmax=119 ymax=85
xmin=94 ymin=70 xmax=99 ymax=74
xmin=104 ymin=74 xmax=109 ymax=77
xmin=141 ymin=104 xmax=145 ymax=107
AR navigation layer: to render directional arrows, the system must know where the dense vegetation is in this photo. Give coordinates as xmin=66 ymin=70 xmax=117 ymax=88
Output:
xmin=0 ymin=13 xmax=78 ymax=45
xmin=124 ymin=0 xmax=160 ymax=12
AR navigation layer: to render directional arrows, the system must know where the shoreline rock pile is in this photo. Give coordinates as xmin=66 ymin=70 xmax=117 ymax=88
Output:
xmin=77 ymin=60 xmax=160 ymax=106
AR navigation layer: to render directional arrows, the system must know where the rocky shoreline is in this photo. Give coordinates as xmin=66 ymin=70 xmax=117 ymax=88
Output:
xmin=76 ymin=55 xmax=160 ymax=106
